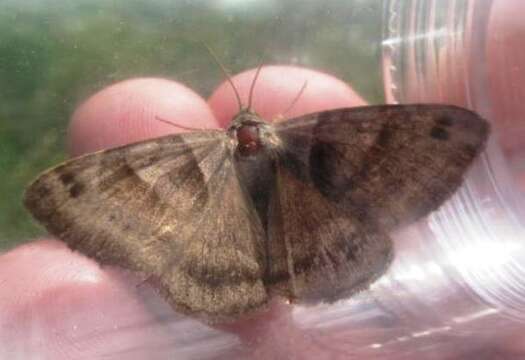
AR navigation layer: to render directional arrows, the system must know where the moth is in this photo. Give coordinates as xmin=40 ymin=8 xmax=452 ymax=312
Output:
xmin=24 ymin=68 xmax=489 ymax=323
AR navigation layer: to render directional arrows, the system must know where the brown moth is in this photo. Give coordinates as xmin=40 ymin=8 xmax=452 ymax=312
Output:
xmin=24 ymin=67 xmax=489 ymax=323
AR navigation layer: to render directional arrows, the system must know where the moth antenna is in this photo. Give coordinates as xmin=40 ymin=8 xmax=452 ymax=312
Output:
xmin=135 ymin=275 xmax=154 ymax=289
xmin=247 ymin=60 xmax=264 ymax=110
xmin=155 ymin=115 xmax=201 ymax=132
xmin=203 ymin=43 xmax=243 ymax=111
xmin=282 ymin=80 xmax=308 ymax=116
xmin=246 ymin=17 xmax=284 ymax=110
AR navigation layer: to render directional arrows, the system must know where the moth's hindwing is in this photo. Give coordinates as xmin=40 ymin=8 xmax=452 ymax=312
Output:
xmin=265 ymin=161 xmax=393 ymax=303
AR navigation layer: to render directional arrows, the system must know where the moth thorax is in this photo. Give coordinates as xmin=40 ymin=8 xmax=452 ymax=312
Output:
xmin=236 ymin=124 xmax=262 ymax=157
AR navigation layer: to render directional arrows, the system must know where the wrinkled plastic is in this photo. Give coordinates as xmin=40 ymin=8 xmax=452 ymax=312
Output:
xmin=377 ymin=0 xmax=525 ymax=358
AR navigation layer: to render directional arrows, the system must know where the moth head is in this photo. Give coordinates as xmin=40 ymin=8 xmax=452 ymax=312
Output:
xmin=228 ymin=109 xmax=281 ymax=158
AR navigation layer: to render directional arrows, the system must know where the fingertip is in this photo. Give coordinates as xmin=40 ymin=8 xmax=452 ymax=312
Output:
xmin=208 ymin=65 xmax=367 ymax=126
xmin=68 ymin=78 xmax=218 ymax=156
xmin=487 ymin=0 xmax=525 ymax=155
xmin=0 ymin=239 xmax=106 ymax=310
xmin=0 ymin=240 xmax=174 ymax=358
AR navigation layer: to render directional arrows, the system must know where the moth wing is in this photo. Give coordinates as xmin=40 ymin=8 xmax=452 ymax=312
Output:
xmin=24 ymin=131 xmax=268 ymax=322
xmin=265 ymin=160 xmax=393 ymax=303
xmin=274 ymin=104 xmax=489 ymax=230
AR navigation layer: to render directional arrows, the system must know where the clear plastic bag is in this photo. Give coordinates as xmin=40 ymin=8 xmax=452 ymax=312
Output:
xmin=4 ymin=1 xmax=525 ymax=359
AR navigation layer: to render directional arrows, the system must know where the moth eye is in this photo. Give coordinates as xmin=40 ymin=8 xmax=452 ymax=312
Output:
xmin=236 ymin=125 xmax=262 ymax=156
xmin=236 ymin=125 xmax=260 ymax=145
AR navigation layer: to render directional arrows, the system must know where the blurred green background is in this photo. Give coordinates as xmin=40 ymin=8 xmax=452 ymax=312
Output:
xmin=0 ymin=0 xmax=383 ymax=250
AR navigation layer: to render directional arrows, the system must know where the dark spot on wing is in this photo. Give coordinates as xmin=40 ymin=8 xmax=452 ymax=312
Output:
xmin=69 ymin=182 xmax=85 ymax=198
xmin=309 ymin=139 xmax=359 ymax=202
xmin=279 ymin=151 xmax=308 ymax=182
xmin=430 ymin=126 xmax=449 ymax=141
xmin=436 ymin=115 xmax=453 ymax=127
xmin=463 ymin=143 xmax=480 ymax=158
xmin=98 ymin=164 xmax=136 ymax=192
xmin=375 ymin=126 xmax=392 ymax=147
xmin=309 ymin=141 xmax=337 ymax=196
xmin=185 ymin=264 xmax=259 ymax=288
xmin=133 ymin=153 xmax=163 ymax=169
xmin=34 ymin=182 xmax=51 ymax=198
xmin=59 ymin=172 xmax=75 ymax=185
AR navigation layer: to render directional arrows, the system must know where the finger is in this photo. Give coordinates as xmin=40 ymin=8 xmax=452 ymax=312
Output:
xmin=208 ymin=65 xmax=367 ymax=127
xmin=487 ymin=0 xmax=525 ymax=156
xmin=0 ymin=239 xmax=189 ymax=359
xmin=487 ymin=0 xmax=525 ymax=190
xmin=68 ymin=77 xmax=218 ymax=156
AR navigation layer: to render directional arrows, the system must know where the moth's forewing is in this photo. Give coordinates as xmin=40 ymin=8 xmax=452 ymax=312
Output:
xmin=275 ymin=105 xmax=489 ymax=230
xmin=24 ymin=131 xmax=268 ymax=323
